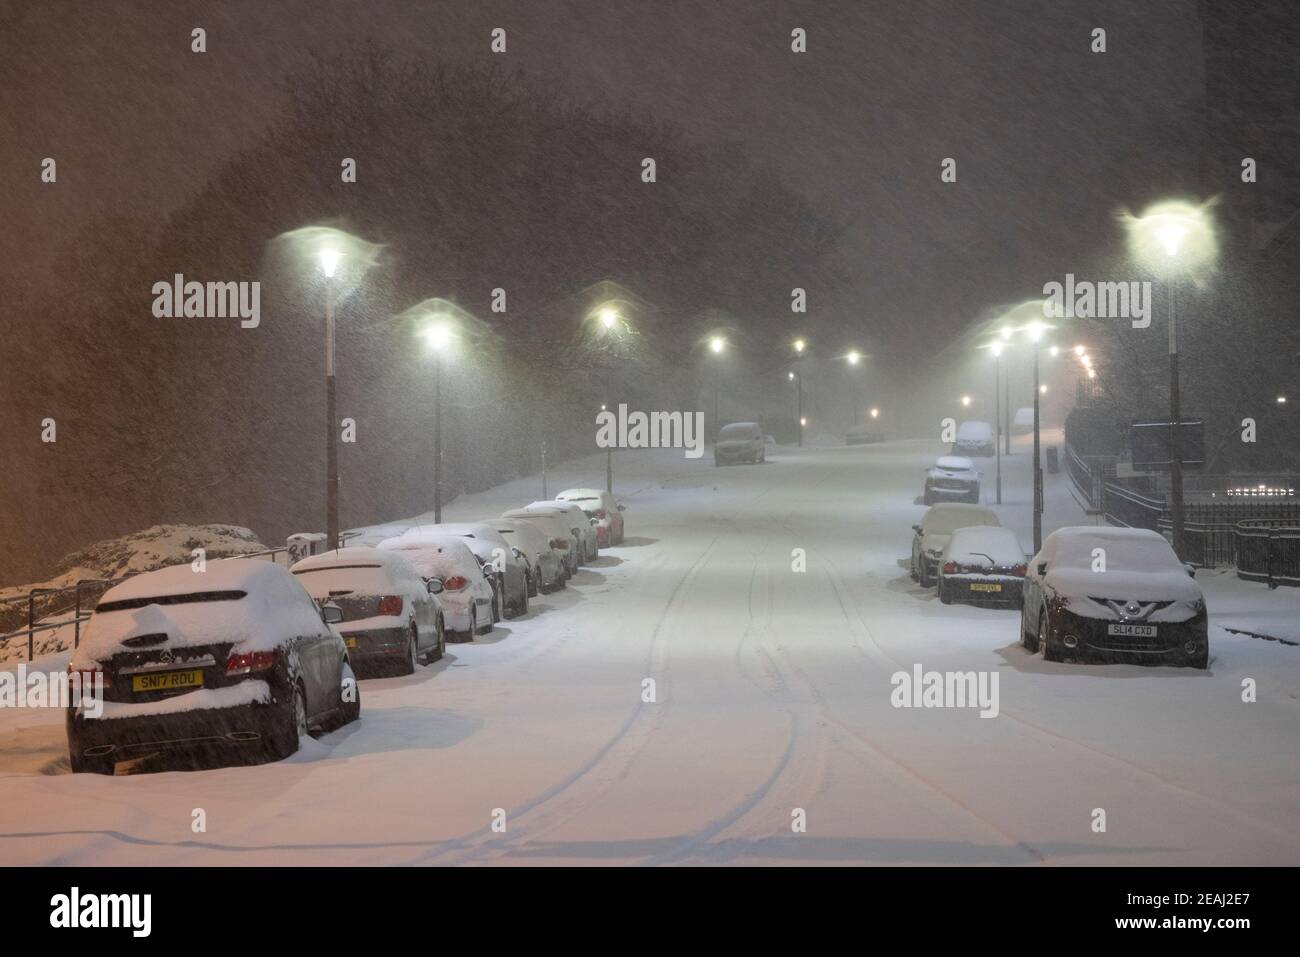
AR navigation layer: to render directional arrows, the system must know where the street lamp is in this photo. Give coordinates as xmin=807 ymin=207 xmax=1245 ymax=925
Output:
xmin=961 ymin=395 xmax=972 ymax=407
xmin=319 ymin=249 xmax=342 ymax=548
xmin=869 ymin=407 xmax=879 ymax=419
xmin=707 ymin=334 xmax=726 ymax=433
xmin=1026 ymin=320 xmax=1048 ymax=552
xmin=419 ymin=320 xmax=454 ymax=523
xmin=990 ymin=341 xmax=1004 ymax=504
xmin=1126 ymin=199 xmax=1217 ymax=560
xmin=792 ymin=339 xmax=808 ymax=446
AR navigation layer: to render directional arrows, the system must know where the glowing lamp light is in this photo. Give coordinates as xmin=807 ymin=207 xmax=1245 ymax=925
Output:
xmin=318 ymin=249 xmax=341 ymax=278
xmin=793 ymin=338 xmax=806 ymax=354
xmin=846 ymin=350 xmax=860 ymax=365
xmin=990 ymin=342 xmax=1004 ymax=358
xmin=961 ymin=395 xmax=972 ymax=407
xmin=870 ymin=408 xmax=880 ymax=419
xmin=800 ymin=416 xmax=807 ymax=427
xmin=422 ymin=323 xmax=452 ymax=350
xmin=599 ymin=308 xmax=618 ymax=329
xmin=709 ymin=335 xmax=725 ymax=354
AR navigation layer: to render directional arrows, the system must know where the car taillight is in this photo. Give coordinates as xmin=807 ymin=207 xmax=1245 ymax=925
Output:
xmin=68 ymin=665 xmax=110 ymax=689
xmin=376 ymin=595 xmax=403 ymax=616
xmin=226 ymin=650 xmax=276 ymax=676
xmin=595 ymin=509 xmax=607 ymax=519
xmin=1011 ymin=564 xmax=1027 ymax=577
xmin=550 ymin=538 xmax=569 ymax=550
xmin=942 ymin=561 xmax=958 ymax=574
xmin=443 ymin=576 xmax=469 ymax=591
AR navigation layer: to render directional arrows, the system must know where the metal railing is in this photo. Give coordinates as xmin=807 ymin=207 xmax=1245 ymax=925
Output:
xmin=1235 ymin=521 xmax=1300 ymax=588
xmin=1063 ymin=444 xmax=1116 ymax=513
xmin=1102 ymin=481 xmax=1166 ymax=531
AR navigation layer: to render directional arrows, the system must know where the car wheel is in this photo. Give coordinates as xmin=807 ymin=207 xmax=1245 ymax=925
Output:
xmin=462 ymin=607 xmax=477 ymax=642
xmin=1021 ymin=606 xmax=1036 ymax=650
xmin=918 ymin=561 xmax=932 ymax=588
xmin=267 ymin=681 xmax=307 ymax=761
xmin=923 ymin=492 xmax=933 ymax=506
xmin=394 ymin=626 xmax=417 ymax=676
xmin=938 ymin=578 xmax=952 ymax=604
xmin=480 ymin=603 xmax=494 ymax=635
xmin=1037 ymin=610 xmax=1059 ymax=662
xmin=69 ymin=747 xmax=115 ymax=775
xmin=491 ymin=588 xmax=502 ymax=623
xmin=518 ymin=580 xmax=529 ymax=616
xmin=527 ymin=570 xmax=539 ymax=598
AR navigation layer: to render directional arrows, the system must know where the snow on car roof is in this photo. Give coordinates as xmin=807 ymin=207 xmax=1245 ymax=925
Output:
xmin=376 ymin=534 xmax=482 ymax=576
xmin=956 ymin=420 xmax=993 ymax=439
xmin=920 ymin=503 xmax=1000 ymax=532
xmin=557 ymin=488 xmax=603 ymax=500
xmin=95 ymin=557 xmax=286 ymax=603
xmin=945 ymin=526 xmax=1023 ymax=564
xmin=934 ymin=456 xmax=974 ymax=470
xmin=290 ymin=546 xmax=388 ymax=573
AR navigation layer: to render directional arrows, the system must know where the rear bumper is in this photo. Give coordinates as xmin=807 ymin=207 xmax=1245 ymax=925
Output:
xmin=67 ymin=693 xmax=285 ymax=762
xmin=942 ymin=576 xmax=1022 ymax=605
xmin=925 ymin=482 xmax=978 ymax=499
xmin=339 ymin=624 xmax=409 ymax=672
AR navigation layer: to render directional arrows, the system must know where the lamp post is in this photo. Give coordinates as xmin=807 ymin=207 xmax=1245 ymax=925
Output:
xmin=421 ymin=322 xmax=452 ymax=522
xmin=990 ymin=342 xmax=1003 ymax=505
xmin=709 ymin=335 xmax=726 ymax=432
xmin=793 ymin=338 xmax=806 ymax=447
xmin=319 ymin=249 xmax=341 ymax=549
xmin=1126 ymin=200 xmax=1216 ymax=560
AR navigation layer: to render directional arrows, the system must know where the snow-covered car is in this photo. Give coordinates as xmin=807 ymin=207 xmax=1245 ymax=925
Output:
xmin=953 ymin=420 xmax=995 ymax=457
xmin=1020 ymin=527 xmax=1208 ymax=668
xmin=936 ymin=526 xmax=1026 ymax=606
xmin=909 ymin=503 xmax=1001 ymax=587
xmin=923 ymin=455 xmax=980 ymax=505
xmin=291 ymin=547 xmax=444 ymax=676
xmin=376 ymin=535 xmax=495 ymax=641
xmin=556 ymin=487 xmax=625 ymax=547
xmin=523 ymin=501 xmax=599 ymax=564
xmin=402 ymin=523 xmax=529 ymax=620
xmin=715 ymin=421 xmax=766 ymax=465
xmin=491 ymin=519 xmax=565 ymax=593
xmin=66 ymin=559 xmax=359 ymax=774
xmin=501 ymin=507 xmax=578 ymax=578
xmin=846 ymin=425 xmax=884 ymax=445
xmin=1013 ymin=407 xmax=1035 ymax=434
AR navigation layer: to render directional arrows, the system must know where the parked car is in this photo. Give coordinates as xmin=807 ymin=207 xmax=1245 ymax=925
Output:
xmin=492 ymin=519 xmax=565 ymax=593
xmin=909 ymin=503 xmax=1001 ymax=587
xmin=523 ymin=501 xmax=599 ymax=564
xmin=953 ymin=420 xmax=995 ymax=457
xmin=846 ymin=425 xmax=884 ymax=445
xmin=936 ymin=526 xmax=1027 ymax=606
xmin=556 ymin=487 xmax=625 ymax=547
xmin=501 ymin=507 xmax=578 ymax=578
xmin=66 ymin=559 xmax=359 ymax=774
xmin=403 ymin=523 xmax=529 ymax=620
xmin=291 ymin=547 xmax=444 ymax=676
xmin=715 ymin=421 xmax=766 ymax=465
xmin=1013 ymin=407 xmax=1035 ymax=434
xmin=923 ymin=455 xmax=980 ymax=505
xmin=1020 ymin=527 xmax=1208 ymax=668
xmin=376 ymin=535 xmax=495 ymax=641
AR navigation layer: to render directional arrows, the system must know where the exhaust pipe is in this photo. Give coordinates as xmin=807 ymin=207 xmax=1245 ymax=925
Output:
xmin=84 ymin=744 xmax=117 ymax=757
xmin=226 ymin=731 xmax=261 ymax=742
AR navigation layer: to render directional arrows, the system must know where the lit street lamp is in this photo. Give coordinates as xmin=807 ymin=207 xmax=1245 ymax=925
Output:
xmin=990 ymin=342 xmax=1004 ymax=505
xmin=419 ymin=321 xmax=453 ymax=522
xmin=1126 ymin=199 xmax=1217 ymax=560
xmin=792 ymin=338 xmax=808 ymax=447
xmin=708 ymin=335 xmax=726 ymax=432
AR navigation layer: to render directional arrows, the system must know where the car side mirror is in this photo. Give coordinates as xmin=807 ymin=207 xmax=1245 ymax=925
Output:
xmin=511 ymin=547 xmax=525 ymax=560
xmin=321 ymin=603 xmax=344 ymax=625
xmin=589 ymin=517 xmax=599 ymax=526
xmin=427 ymin=577 xmax=444 ymax=595
xmin=617 ymin=504 xmax=626 ymax=511
xmin=912 ymin=524 xmax=922 ymax=534
xmin=1184 ymin=562 xmax=1196 ymax=578
xmin=481 ymin=562 xmax=496 ymax=576
xmin=1036 ymin=562 xmax=1048 ymax=576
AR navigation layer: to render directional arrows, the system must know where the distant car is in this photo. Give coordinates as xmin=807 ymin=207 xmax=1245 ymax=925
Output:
xmin=924 ymin=455 xmax=980 ymax=505
xmin=377 ymin=535 xmax=496 ymax=641
xmin=846 ymin=425 xmax=884 ymax=445
xmin=715 ymin=421 xmax=765 ymax=465
xmin=66 ymin=559 xmax=359 ymax=774
xmin=492 ymin=519 xmax=565 ymax=594
xmin=909 ymin=503 xmax=1001 ymax=587
xmin=1020 ymin=527 xmax=1208 ymax=668
xmin=953 ymin=420 xmax=995 ymax=457
xmin=936 ymin=526 xmax=1027 ymax=606
xmin=291 ymin=547 xmax=445 ymax=676
xmin=1013 ymin=407 xmax=1035 ymax=434
xmin=403 ymin=523 xmax=529 ymax=620
xmin=523 ymin=501 xmax=599 ymax=564
xmin=501 ymin=507 xmax=578 ymax=578
xmin=556 ymin=488 xmax=625 ymax=547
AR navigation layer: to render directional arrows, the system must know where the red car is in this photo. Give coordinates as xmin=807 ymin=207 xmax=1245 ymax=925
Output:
xmin=556 ymin=488 xmax=625 ymax=547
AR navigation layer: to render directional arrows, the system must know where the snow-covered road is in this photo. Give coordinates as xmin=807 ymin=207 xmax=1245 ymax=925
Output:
xmin=2 ymin=437 xmax=1297 ymax=865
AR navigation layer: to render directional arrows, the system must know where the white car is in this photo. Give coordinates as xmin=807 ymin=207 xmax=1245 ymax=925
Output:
xmin=556 ymin=487 xmax=625 ymax=547
xmin=377 ymin=535 xmax=496 ymax=641
xmin=1013 ymin=407 xmax=1035 ymax=433
xmin=291 ymin=547 xmax=445 ymax=676
xmin=715 ymin=421 xmax=766 ymax=465
xmin=491 ymin=519 xmax=565 ymax=593
xmin=953 ymin=420 xmax=995 ymax=457
xmin=1020 ymin=527 xmax=1208 ymax=668
xmin=501 ymin=507 xmax=578 ymax=578
xmin=936 ymin=526 xmax=1026 ymax=606
xmin=909 ymin=503 xmax=1001 ymax=587
xmin=523 ymin=501 xmax=599 ymax=564
xmin=403 ymin=523 xmax=529 ymax=620
xmin=923 ymin=455 xmax=980 ymax=505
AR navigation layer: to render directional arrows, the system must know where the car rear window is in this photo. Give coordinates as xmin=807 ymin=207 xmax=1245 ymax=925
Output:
xmin=292 ymin=566 xmax=394 ymax=594
xmin=95 ymin=590 xmax=247 ymax=613
xmin=720 ymin=425 xmax=758 ymax=439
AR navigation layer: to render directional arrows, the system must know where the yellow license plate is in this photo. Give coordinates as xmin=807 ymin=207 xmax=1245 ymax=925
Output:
xmin=344 ymin=637 xmax=358 ymax=648
xmin=970 ymin=583 xmax=1002 ymax=593
xmin=132 ymin=669 xmax=204 ymax=692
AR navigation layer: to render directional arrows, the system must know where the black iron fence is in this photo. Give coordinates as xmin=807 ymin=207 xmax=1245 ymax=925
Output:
xmin=1102 ymin=482 xmax=1165 ymax=531
xmin=1235 ymin=521 xmax=1300 ymax=588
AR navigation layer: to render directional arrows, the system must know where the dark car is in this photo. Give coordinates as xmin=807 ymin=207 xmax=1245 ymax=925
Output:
xmin=1020 ymin=527 xmax=1208 ymax=668
xmin=292 ymin=546 xmax=445 ymax=676
xmin=715 ymin=422 xmax=766 ymax=465
xmin=936 ymin=526 xmax=1026 ymax=606
xmin=66 ymin=559 xmax=359 ymax=774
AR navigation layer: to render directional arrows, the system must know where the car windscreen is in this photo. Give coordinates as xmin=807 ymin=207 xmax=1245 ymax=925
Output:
xmin=95 ymin=590 xmax=247 ymax=613
xmin=719 ymin=425 xmax=757 ymax=439
xmin=1055 ymin=536 xmax=1181 ymax=574
xmin=291 ymin=566 xmax=394 ymax=595
xmin=923 ymin=511 xmax=998 ymax=534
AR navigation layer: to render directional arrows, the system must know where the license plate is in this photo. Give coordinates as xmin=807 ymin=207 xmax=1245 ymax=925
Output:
xmin=344 ymin=637 xmax=358 ymax=648
xmin=131 ymin=669 xmax=203 ymax=693
xmin=1108 ymin=623 xmax=1157 ymax=638
xmin=970 ymin=583 xmax=1002 ymax=593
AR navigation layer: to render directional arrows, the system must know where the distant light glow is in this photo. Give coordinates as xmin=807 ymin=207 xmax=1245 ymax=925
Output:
xmin=961 ymin=395 xmax=972 ymax=407
xmin=793 ymin=338 xmax=806 ymax=354
xmin=422 ymin=323 xmax=452 ymax=350
xmin=787 ymin=371 xmax=795 ymax=381
xmin=990 ymin=342 xmax=1003 ymax=358
xmin=1041 ymin=383 xmax=1050 ymax=393
xmin=799 ymin=416 xmax=807 ymax=427
xmin=1026 ymin=321 xmax=1045 ymax=343
xmin=870 ymin=408 xmax=879 ymax=419
xmin=1278 ymin=395 xmax=1287 ymax=405
xmin=1000 ymin=327 xmax=1013 ymax=341
xmin=1126 ymin=199 xmax=1217 ymax=276
xmin=598 ymin=307 xmax=619 ymax=330
xmin=709 ymin=335 xmax=726 ymax=354
xmin=318 ymin=249 xmax=341 ymax=278
xmin=1049 ymin=345 xmax=1060 ymax=357
xmin=1074 ymin=344 xmax=1085 ymax=356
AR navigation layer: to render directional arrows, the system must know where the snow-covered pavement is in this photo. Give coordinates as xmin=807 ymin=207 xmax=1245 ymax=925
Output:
xmin=1 ymin=437 xmax=1297 ymax=865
